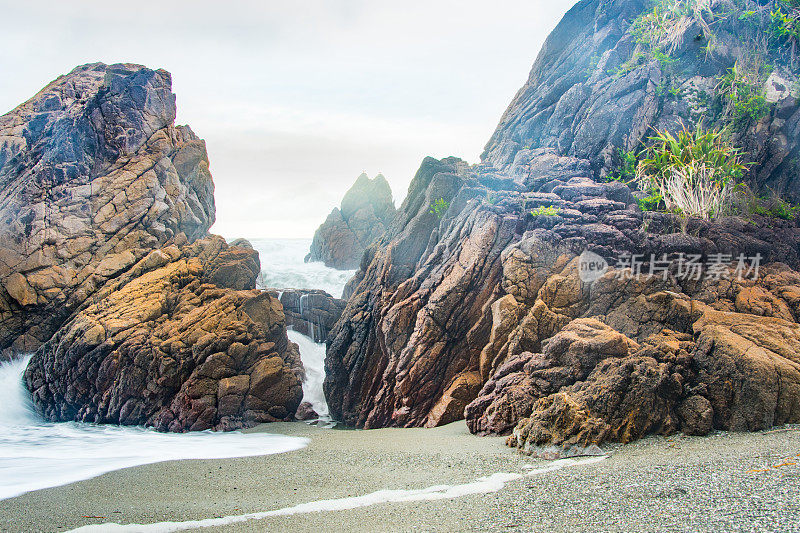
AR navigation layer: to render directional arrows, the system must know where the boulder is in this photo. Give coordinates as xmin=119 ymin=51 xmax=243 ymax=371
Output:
xmin=295 ymin=401 xmax=319 ymax=421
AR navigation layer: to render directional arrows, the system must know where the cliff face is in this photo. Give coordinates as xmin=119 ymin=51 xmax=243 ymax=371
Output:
xmin=0 ymin=63 xmax=214 ymax=355
xmin=325 ymin=0 xmax=800 ymax=447
xmin=483 ymin=0 xmax=800 ymax=199
xmin=306 ymin=173 xmax=396 ymax=271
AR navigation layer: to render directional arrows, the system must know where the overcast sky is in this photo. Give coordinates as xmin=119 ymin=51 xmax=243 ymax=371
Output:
xmin=0 ymin=0 xmax=577 ymax=238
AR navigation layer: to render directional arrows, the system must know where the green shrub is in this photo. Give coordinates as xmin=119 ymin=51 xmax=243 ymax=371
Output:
xmin=636 ymin=125 xmax=746 ymax=218
xmin=530 ymin=205 xmax=562 ymax=217
xmin=716 ymin=61 xmax=772 ymax=129
xmin=637 ymin=192 xmax=664 ymax=212
xmin=604 ymin=148 xmax=638 ymax=183
xmin=733 ymin=183 xmax=800 ymax=220
xmin=429 ymin=198 xmax=450 ymax=219
xmin=771 ymin=197 xmax=800 ymax=219
xmin=769 ymin=5 xmax=800 ymax=48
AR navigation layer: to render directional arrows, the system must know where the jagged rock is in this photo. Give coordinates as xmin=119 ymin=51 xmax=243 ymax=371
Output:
xmin=467 ymin=261 xmax=800 ymax=454
xmin=482 ymin=0 xmax=800 ymax=202
xmin=326 ymin=150 xmax=800 ymax=434
xmin=24 ymin=237 xmax=304 ymax=431
xmin=0 ymin=63 xmax=215 ymax=356
xmin=268 ymin=289 xmax=346 ymax=343
xmin=1 ymin=64 xmax=307 ymax=433
xmin=306 ymin=173 xmax=396 ymax=270
xmin=466 ymin=318 xmax=641 ymax=437
xmin=325 ymin=158 xmax=519 ymax=428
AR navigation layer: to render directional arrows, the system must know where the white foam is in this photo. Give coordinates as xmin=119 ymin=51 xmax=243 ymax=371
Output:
xmin=249 ymin=238 xmax=355 ymax=299
xmin=67 ymin=456 xmax=607 ymax=532
xmin=0 ymin=357 xmax=309 ymax=501
xmin=288 ymin=330 xmax=330 ymax=420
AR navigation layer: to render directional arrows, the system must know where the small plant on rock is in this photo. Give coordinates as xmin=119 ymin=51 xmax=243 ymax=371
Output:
xmin=530 ymin=205 xmax=562 ymax=217
xmin=429 ymin=198 xmax=450 ymax=219
xmin=733 ymin=183 xmax=800 ymax=220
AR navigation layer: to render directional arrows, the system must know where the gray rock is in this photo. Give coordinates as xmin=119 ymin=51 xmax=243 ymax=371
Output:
xmin=306 ymin=173 xmax=396 ymax=270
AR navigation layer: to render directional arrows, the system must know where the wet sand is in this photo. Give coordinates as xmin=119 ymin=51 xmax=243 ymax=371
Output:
xmin=0 ymin=422 xmax=798 ymax=532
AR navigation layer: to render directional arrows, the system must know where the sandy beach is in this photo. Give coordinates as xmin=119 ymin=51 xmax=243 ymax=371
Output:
xmin=1 ymin=422 xmax=798 ymax=532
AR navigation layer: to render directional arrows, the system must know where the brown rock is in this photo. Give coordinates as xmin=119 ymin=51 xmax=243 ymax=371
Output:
xmin=0 ymin=63 xmax=215 ymax=355
xmin=295 ymin=401 xmax=319 ymax=421
xmin=306 ymin=173 xmax=396 ymax=271
xmin=678 ymin=395 xmax=714 ymax=436
xmin=23 ymin=238 xmax=303 ymax=432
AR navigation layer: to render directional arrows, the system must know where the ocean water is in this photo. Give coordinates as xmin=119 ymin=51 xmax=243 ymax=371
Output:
xmin=249 ymin=238 xmax=355 ymax=299
xmin=289 ymin=330 xmax=330 ymax=420
xmin=0 ymin=239 xmax=349 ymax=500
xmin=0 ymin=357 xmax=309 ymax=501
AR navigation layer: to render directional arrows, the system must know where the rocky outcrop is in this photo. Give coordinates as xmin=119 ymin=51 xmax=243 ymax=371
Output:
xmin=0 ymin=63 xmax=215 ymax=356
xmin=268 ymin=289 xmax=346 ymax=343
xmin=482 ymin=0 xmax=800 ymax=201
xmin=2 ymin=63 xmax=307 ymax=433
xmin=306 ymin=173 xmax=396 ymax=270
xmin=466 ymin=258 xmax=800 ymax=455
xmin=325 ymin=158 xmax=518 ymax=428
xmin=323 ymin=0 xmax=800 ymax=443
xmin=24 ymin=236 xmax=304 ymax=431
xmin=324 ymin=152 xmax=800 ymax=431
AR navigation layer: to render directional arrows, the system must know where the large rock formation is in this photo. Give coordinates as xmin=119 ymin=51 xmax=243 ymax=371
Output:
xmin=24 ymin=236 xmax=304 ymax=431
xmin=0 ymin=63 xmax=214 ymax=356
xmin=465 ymin=252 xmax=800 ymax=454
xmin=325 ymin=156 xmax=800 ymax=431
xmin=482 ymin=0 xmax=800 ymax=200
xmin=306 ymin=173 xmax=396 ymax=270
xmin=324 ymin=0 xmax=800 ymax=448
xmin=3 ymin=63 xmax=305 ymax=432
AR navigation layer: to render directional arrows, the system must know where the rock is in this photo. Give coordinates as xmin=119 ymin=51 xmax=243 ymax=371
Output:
xmin=295 ymin=401 xmax=319 ymax=421
xmin=677 ymin=395 xmax=714 ymax=436
xmin=466 ymin=318 xmax=641 ymax=436
xmin=325 ymin=158 xmax=518 ymax=428
xmin=229 ymin=238 xmax=254 ymax=250
xmin=325 ymin=148 xmax=800 ymax=436
xmin=269 ymin=289 xmax=346 ymax=343
xmin=1 ymin=64 xmax=309 ymax=434
xmin=306 ymin=173 xmax=396 ymax=271
xmin=0 ymin=63 xmax=215 ymax=355
xmin=468 ymin=262 xmax=800 ymax=453
xmin=23 ymin=237 xmax=303 ymax=431
xmin=691 ymin=309 xmax=800 ymax=432
xmin=320 ymin=1 xmax=800 ymax=453
xmin=203 ymin=246 xmax=260 ymax=290
xmin=482 ymin=0 xmax=800 ymax=202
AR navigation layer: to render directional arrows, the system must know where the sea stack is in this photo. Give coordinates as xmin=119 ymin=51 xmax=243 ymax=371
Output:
xmin=1 ymin=63 xmax=304 ymax=431
xmin=306 ymin=172 xmax=396 ymax=270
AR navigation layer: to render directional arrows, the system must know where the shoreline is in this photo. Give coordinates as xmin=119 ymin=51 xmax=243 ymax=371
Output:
xmin=0 ymin=422 xmax=798 ymax=532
